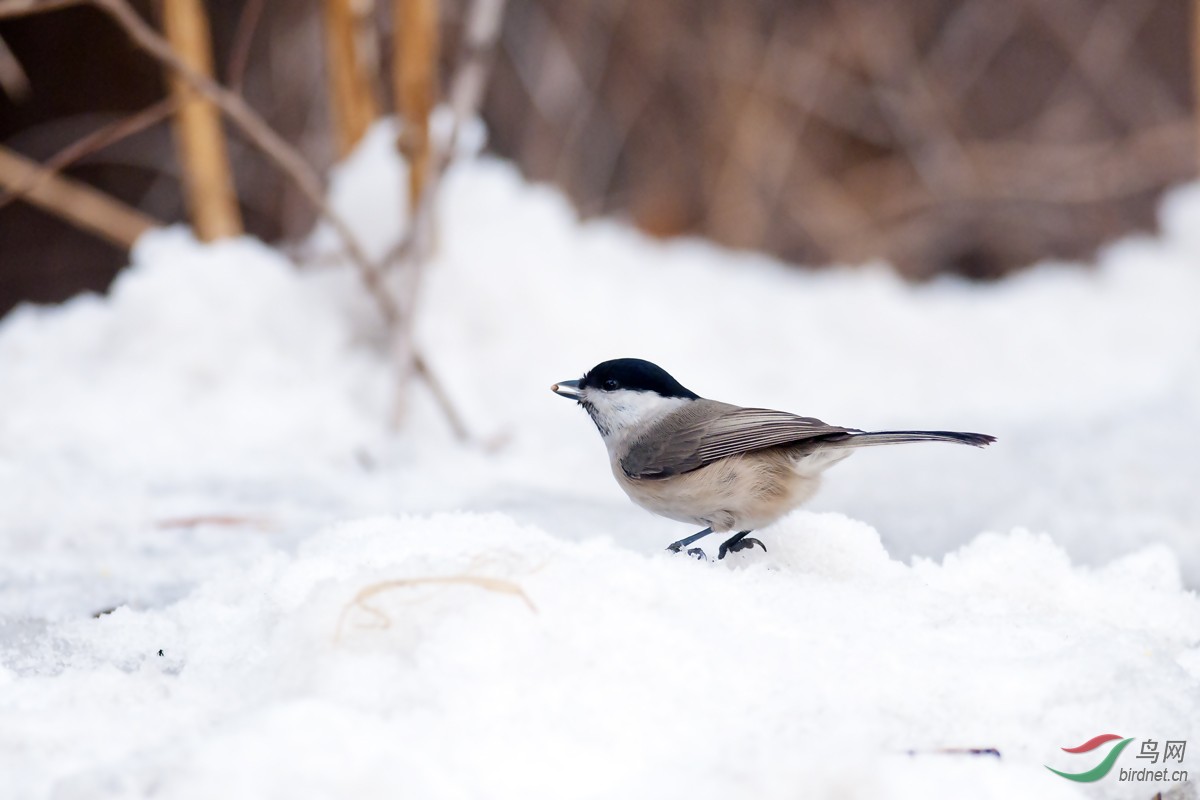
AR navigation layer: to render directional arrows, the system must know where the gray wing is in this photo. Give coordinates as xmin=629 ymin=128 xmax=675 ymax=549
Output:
xmin=620 ymin=400 xmax=857 ymax=479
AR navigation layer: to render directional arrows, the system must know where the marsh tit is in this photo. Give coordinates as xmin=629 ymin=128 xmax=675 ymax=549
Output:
xmin=552 ymin=358 xmax=994 ymax=560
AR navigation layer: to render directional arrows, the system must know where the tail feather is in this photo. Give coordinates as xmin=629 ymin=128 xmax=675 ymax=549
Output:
xmin=838 ymin=430 xmax=996 ymax=448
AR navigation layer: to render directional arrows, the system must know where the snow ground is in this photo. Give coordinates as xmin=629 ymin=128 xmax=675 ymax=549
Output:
xmin=1 ymin=124 xmax=1198 ymax=798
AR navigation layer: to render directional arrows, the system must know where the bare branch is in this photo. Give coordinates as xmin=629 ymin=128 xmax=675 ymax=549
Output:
xmin=385 ymin=0 xmax=507 ymax=438
xmin=225 ymin=0 xmax=265 ymax=92
xmin=0 ymin=0 xmax=81 ymax=19
xmin=2 ymin=0 xmax=488 ymax=441
xmin=0 ymin=143 xmax=160 ymax=247
xmin=99 ymin=0 xmax=399 ymax=324
xmin=0 ymin=96 xmax=176 ymax=213
xmin=0 ymin=0 xmax=396 ymax=322
xmin=444 ymin=0 xmax=507 ymax=160
xmin=0 ymin=34 xmax=31 ymax=101
xmin=382 ymin=0 xmax=507 ymax=268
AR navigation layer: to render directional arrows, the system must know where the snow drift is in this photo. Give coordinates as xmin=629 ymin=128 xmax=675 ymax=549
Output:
xmin=1 ymin=124 xmax=1197 ymax=798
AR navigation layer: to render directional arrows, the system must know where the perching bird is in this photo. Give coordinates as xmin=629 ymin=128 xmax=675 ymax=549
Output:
xmin=552 ymin=358 xmax=994 ymax=559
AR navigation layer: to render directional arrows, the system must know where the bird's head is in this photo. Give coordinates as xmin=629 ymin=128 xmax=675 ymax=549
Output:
xmin=552 ymin=358 xmax=699 ymax=438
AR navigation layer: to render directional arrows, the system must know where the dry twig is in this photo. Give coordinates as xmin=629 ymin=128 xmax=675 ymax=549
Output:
xmin=387 ymin=0 xmax=440 ymax=429
xmin=0 ymin=0 xmax=401 ymax=325
xmin=225 ymin=0 xmax=265 ymax=92
xmin=336 ymin=574 xmax=536 ymax=640
xmin=0 ymin=0 xmax=490 ymax=441
xmin=0 ymin=143 xmax=160 ymax=247
xmin=0 ymin=33 xmax=30 ymax=100
xmin=0 ymin=96 xmax=177 ymax=213
xmin=385 ymin=0 xmax=507 ymax=440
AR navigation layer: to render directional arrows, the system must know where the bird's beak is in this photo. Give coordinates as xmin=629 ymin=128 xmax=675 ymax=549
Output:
xmin=551 ymin=379 xmax=583 ymax=400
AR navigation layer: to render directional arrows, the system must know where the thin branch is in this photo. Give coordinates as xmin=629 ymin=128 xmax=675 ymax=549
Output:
xmin=0 ymin=33 xmax=31 ymax=101
xmin=0 ymin=96 xmax=176 ymax=213
xmin=1 ymin=0 xmax=486 ymax=442
xmin=388 ymin=0 xmax=441 ymax=429
xmin=412 ymin=354 xmax=471 ymax=440
xmin=847 ymin=120 xmax=1193 ymax=211
xmin=225 ymin=0 xmax=265 ymax=92
xmin=0 ymin=0 xmax=402 ymax=326
xmin=382 ymin=0 xmax=507 ymax=268
xmin=0 ymin=0 xmax=79 ymax=18
xmin=444 ymin=0 xmax=507 ymax=162
xmin=384 ymin=0 xmax=506 ymax=438
xmin=0 ymin=143 xmax=160 ymax=247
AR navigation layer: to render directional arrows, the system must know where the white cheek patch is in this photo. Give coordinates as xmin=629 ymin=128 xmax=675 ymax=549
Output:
xmin=584 ymin=389 xmax=691 ymax=439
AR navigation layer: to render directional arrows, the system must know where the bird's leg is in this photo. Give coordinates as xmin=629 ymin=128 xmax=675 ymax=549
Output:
xmin=666 ymin=527 xmax=713 ymax=559
xmin=718 ymin=530 xmax=766 ymax=560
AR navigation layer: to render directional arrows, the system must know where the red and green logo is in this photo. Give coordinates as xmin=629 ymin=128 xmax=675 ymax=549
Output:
xmin=1046 ymin=734 xmax=1134 ymax=782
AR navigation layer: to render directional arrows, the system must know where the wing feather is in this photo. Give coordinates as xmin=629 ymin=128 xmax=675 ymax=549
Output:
xmin=620 ymin=403 xmax=856 ymax=479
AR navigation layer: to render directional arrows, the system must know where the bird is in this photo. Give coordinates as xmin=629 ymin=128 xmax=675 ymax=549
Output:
xmin=551 ymin=358 xmax=995 ymax=560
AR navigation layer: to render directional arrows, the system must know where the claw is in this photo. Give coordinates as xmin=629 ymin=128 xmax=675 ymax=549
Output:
xmin=666 ymin=543 xmax=708 ymax=560
xmin=718 ymin=537 xmax=767 ymax=560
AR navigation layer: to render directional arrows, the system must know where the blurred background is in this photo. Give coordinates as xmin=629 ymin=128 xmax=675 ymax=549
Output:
xmin=0 ymin=0 xmax=1196 ymax=317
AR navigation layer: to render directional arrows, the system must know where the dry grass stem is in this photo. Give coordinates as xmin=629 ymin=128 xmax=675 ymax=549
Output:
xmin=393 ymin=0 xmax=438 ymax=210
xmin=21 ymin=0 xmax=400 ymax=324
xmin=162 ymin=0 xmax=243 ymax=241
xmin=383 ymin=0 xmax=508 ymax=441
xmin=323 ymin=0 xmax=380 ymax=156
xmin=0 ymin=0 xmax=484 ymax=440
xmin=225 ymin=0 xmax=264 ymax=91
xmin=156 ymin=515 xmax=272 ymax=530
xmin=0 ymin=96 xmax=177 ymax=213
xmin=1194 ymin=0 xmax=1200 ymax=170
xmin=0 ymin=143 xmax=160 ymax=247
xmin=0 ymin=33 xmax=30 ymax=100
xmin=336 ymin=574 xmax=536 ymax=640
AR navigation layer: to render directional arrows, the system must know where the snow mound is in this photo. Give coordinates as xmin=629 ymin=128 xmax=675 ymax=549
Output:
xmin=0 ymin=230 xmax=390 ymax=470
xmin=4 ymin=513 xmax=1197 ymax=799
xmin=1 ymin=123 xmax=1198 ymax=797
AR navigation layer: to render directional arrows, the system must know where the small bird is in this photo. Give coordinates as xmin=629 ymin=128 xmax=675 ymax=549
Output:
xmin=552 ymin=358 xmax=995 ymax=560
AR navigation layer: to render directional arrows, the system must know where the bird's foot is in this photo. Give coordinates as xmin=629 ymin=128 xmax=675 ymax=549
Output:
xmin=717 ymin=536 xmax=766 ymax=560
xmin=665 ymin=527 xmax=714 ymax=558
xmin=666 ymin=542 xmax=709 ymax=560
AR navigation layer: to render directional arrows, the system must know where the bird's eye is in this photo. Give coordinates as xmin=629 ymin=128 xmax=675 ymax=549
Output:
xmin=603 ymin=378 xmax=620 ymax=391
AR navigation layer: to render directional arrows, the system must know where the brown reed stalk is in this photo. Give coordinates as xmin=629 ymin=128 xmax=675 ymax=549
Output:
xmin=162 ymin=0 xmax=243 ymax=241
xmin=323 ymin=0 xmax=380 ymax=157
xmin=1194 ymin=0 xmax=1200 ymax=171
xmin=393 ymin=0 xmax=438 ymax=211
xmin=0 ymin=0 xmax=396 ymax=322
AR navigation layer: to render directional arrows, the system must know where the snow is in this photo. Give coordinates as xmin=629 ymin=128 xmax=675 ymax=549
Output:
xmin=1 ymin=122 xmax=1198 ymax=798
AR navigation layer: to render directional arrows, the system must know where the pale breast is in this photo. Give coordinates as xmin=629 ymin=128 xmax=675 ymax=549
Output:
xmin=613 ymin=448 xmax=827 ymax=532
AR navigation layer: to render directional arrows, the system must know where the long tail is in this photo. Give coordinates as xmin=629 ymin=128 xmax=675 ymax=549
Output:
xmin=836 ymin=430 xmax=995 ymax=448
